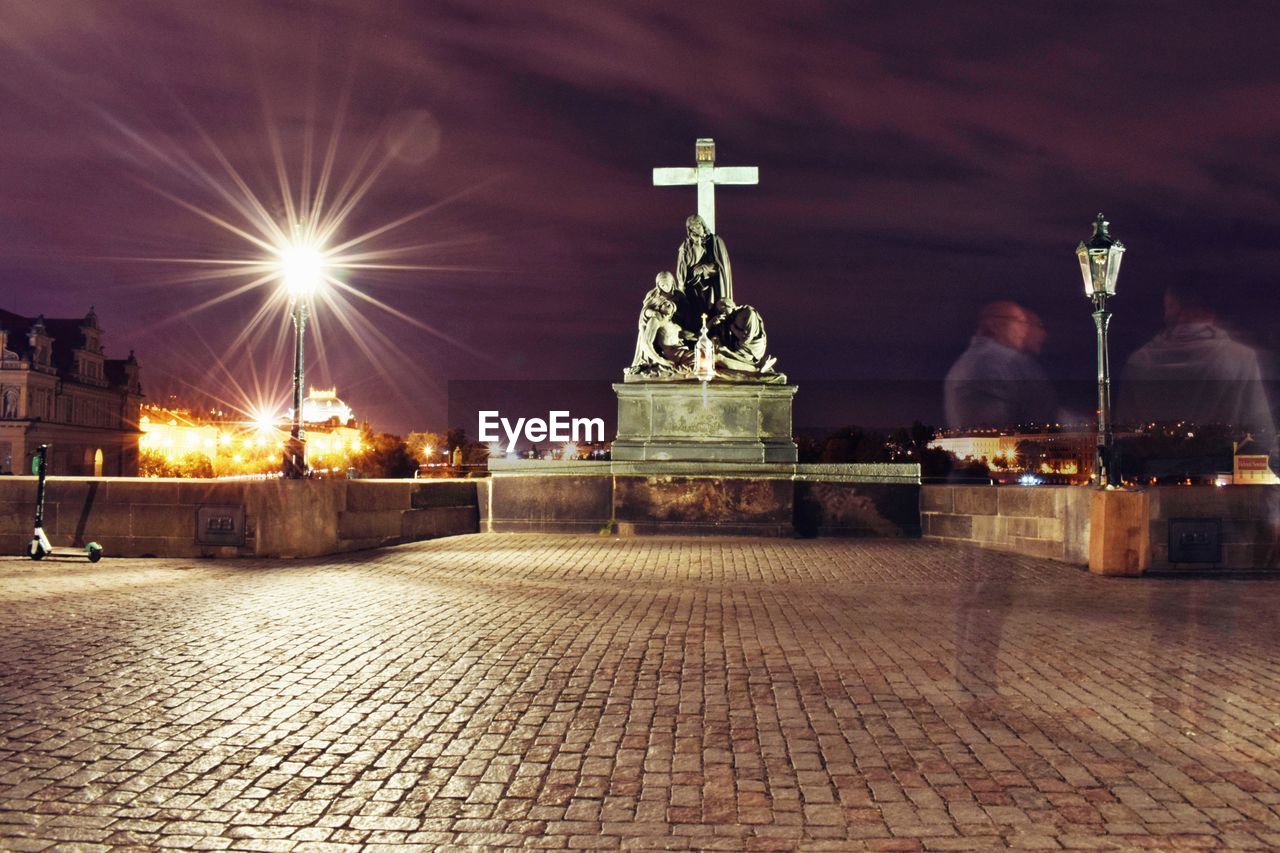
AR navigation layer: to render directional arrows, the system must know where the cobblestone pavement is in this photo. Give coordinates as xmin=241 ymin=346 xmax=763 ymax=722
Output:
xmin=2 ymin=535 xmax=1280 ymax=851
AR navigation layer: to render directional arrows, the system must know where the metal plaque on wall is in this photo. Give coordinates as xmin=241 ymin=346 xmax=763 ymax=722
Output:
xmin=1168 ymin=518 xmax=1222 ymax=564
xmin=196 ymin=505 xmax=247 ymax=547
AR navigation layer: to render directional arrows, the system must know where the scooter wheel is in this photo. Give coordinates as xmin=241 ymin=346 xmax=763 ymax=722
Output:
xmin=87 ymin=543 xmax=103 ymax=563
xmin=28 ymin=540 xmax=47 ymax=560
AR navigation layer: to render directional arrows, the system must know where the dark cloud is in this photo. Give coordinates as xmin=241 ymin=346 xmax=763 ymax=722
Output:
xmin=1 ymin=0 xmax=1278 ymax=431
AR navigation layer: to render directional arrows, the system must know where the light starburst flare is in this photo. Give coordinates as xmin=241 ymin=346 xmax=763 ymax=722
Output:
xmin=118 ymin=86 xmax=498 ymax=422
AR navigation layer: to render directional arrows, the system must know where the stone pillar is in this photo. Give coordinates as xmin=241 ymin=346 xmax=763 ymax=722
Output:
xmin=1088 ymin=489 xmax=1150 ymax=576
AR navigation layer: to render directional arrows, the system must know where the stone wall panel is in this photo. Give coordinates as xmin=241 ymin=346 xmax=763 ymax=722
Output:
xmin=953 ymin=487 xmax=998 ymax=516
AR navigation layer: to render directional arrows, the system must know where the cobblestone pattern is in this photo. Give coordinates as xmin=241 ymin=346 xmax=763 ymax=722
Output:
xmin=2 ymin=535 xmax=1280 ymax=850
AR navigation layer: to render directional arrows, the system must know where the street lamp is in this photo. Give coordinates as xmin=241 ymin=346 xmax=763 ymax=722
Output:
xmin=1075 ymin=213 xmax=1125 ymax=488
xmin=278 ymin=238 xmax=326 ymax=478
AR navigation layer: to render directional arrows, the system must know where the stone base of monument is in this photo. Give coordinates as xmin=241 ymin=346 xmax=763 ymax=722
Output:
xmin=611 ymin=381 xmax=798 ymax=463
xmin=487 ymin=379 xmax=916 ymax=536
xmin=486 ymin=460 xmax=921 ymax=537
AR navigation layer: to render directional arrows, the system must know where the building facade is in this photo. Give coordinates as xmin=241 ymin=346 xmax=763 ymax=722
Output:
xmin=0 ymin=308 xmax=142 ymax=476
xmin=299 ymin=387 xmax=355 ymax=427
xmin=138 ymin=389 xmax=364 ymax=479
xmin=930 ymin=427 xmax=1095 ymax=484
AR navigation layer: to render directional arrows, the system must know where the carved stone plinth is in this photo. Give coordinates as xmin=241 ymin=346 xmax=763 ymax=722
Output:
xmin=612 ymin=381 xmax=798 ymax=463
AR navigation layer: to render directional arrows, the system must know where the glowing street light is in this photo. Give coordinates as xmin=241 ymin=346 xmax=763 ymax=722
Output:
xmin=281 ymin=243 xmax=326 ymax=298
xmin=1075 ymin=213 xmax=1125 ymax=488
xmin=132 ymin=97 xmax=487 ymax=479
xmin=276 ymin=234 xmax=328 ymax=478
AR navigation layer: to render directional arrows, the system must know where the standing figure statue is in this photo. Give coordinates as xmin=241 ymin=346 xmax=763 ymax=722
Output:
xmin=676 ymin=214 xmax=733 ymax=329
xmin=0 ymin=385 xmax=17 ymax=419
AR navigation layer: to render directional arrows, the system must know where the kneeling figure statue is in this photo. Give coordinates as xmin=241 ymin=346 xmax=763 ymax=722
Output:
xmin=709 ymin=297 xmax=778 ymax=377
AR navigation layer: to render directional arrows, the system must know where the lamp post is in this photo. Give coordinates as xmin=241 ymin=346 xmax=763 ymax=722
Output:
xmin=279 ymin=240 xmax=325 ymax=479
xmin=1075 ymin=213 xmax=1125 ymax=488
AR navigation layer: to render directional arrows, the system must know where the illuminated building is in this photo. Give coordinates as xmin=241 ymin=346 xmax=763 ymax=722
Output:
xmin=138 ymin=408 xmax=223 ymax=472
xmin=930 ymin=426 xmax=1094 ymax=484
xmin=0 ymin=308 xmax=142 ymax=476
xmin=296 ymin=387 xmax=355 ymax=426
xmin=928 ymin=431 xmax=1008 ymax=463
xmin=138 ymin=394 xmax=365 ymax=478
xmin=1233 ymin=437 xmax=1279 ymax=485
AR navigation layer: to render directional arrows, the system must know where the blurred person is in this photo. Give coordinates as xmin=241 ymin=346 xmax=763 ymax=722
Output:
xmin=944 ymin=301 xmax=1057 ymax=429
xmin=1120 ymin=283 xmax=1274 ymax=448
xmin=953 ymin=551 xmax=1015 ymax=712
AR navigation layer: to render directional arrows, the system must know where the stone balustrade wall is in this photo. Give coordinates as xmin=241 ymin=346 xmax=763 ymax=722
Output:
xmin=921 ymin=485 xmax=1092 ymax=565
xmin=0 ymin=477 xmax=483 ymax=559
xmin=7 ymin=474 xmax=1270 ymax=570
xmin=923 ymin=484 xmax=1279 ymax=572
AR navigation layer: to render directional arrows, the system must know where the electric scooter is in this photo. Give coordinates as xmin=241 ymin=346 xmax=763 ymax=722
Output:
xmin=27 ymin=444 xmax=103 ymax=562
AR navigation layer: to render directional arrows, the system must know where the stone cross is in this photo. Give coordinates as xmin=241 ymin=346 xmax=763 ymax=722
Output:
xmin=652 ymin=138 xmax=758 ymax=234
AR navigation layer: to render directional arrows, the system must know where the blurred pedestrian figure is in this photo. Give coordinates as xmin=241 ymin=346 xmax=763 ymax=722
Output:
xmin=1120 ymin=283 xmax=1274 ymax=448
xmin=953 ymin=556 xmax=1015 ymax=712
xmin=944 ymin=301 xmax=1057 ymax=429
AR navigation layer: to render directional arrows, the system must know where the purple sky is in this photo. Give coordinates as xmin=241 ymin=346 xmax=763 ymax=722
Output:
xmin=2 ymin=1 xmax=1279 ymax=433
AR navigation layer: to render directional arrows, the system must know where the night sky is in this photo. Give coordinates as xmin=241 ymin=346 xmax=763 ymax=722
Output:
xmin=2 ymin=2 xmax=1279 ymax=435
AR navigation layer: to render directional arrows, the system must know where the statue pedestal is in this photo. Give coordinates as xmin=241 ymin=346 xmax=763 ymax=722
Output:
xmin=612 ymin=381 xmax=798 ymax=463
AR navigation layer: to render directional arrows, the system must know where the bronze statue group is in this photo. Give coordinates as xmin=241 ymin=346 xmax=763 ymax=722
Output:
xmin=626 ymin=214 xmax=781 ymax=382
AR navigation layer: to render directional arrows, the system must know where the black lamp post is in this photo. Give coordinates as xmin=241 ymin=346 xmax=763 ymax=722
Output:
xmin=283 ymin=297 xmax=310 ymax=478
xmin=279 ymin=238 xmax=325 ymax=479
xmin=1075 ymin=213 xmax=1125 ymax=488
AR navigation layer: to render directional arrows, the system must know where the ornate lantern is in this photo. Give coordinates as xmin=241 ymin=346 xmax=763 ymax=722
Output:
xmin=694 ymin=313 xmax=716 ymax=382
xmin=1076 ymin=213 xmax=1124 ymax=298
